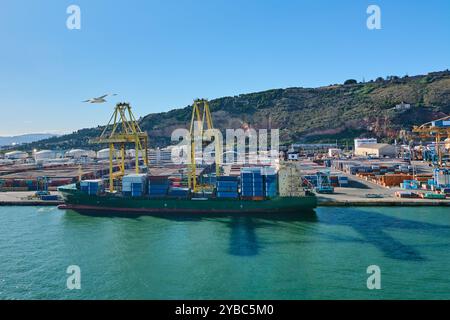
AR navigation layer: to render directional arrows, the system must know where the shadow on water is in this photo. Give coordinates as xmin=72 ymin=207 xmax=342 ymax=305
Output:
xmin=62 ymin=207 xmax=450 ymax=261
xmin=224 ymin=216 xmax=261 ymax=256
xmin=317 ymin=208 xmax=450 ymax=261
xmin=221 ymin=211 xmax=319 ymax=256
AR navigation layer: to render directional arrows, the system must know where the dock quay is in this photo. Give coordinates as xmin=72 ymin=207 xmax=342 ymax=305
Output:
xmin=1 ymin=189 xmax=449 ymax=207
xmin=0 ymin=191 xmax=63 ymax=206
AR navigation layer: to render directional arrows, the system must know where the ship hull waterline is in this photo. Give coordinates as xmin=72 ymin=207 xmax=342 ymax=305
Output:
xmin=58 ymin=186 xmax=317 ymax=215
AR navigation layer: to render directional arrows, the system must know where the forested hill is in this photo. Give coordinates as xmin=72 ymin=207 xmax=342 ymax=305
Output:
xmin=20 ymin=70 xmax=450 ymax=151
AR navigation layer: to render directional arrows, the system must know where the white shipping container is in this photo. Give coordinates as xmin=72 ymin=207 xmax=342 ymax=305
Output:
xmin=122 ymin=174 xmax=147 ymax=191
xmin=122 ymin=174 xmax=147 ymax=183
xmin=262 ymin=167 xmax=277 ymax=175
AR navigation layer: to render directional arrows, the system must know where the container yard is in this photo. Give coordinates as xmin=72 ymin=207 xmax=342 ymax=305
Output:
xmin=1 ymin=108 xmax=449 ymax=208
xmin=0 ymin=162 xmax=130 ymax=192
xmin=1 ymin=152 xmax=450 ymax=207
xmin=1 ymin=150 xmax=450 ymax=207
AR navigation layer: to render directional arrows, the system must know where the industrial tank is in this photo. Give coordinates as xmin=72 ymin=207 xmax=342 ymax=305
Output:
xmin=5 ymin=150 xmax=28 ymax=160
xmin=34 ymin=150 xmax=57 ymax=161
xmin=97 ymin=148 xmax=119 ymax=159
xmin=65 ymin=149 xmax=95 ymax=159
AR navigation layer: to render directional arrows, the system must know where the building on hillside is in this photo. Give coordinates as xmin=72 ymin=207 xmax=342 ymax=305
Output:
xmin=394 ymin=101 xmax=411 ymax=111
xmin=354 ymin=143 xmax=396 ymax=158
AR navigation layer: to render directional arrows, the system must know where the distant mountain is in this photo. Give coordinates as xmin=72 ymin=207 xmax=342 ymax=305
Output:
xmin=0 ymin=134 xmax=60 ymax=147
xmin=18 ymin=70 xmax=450 ymax=151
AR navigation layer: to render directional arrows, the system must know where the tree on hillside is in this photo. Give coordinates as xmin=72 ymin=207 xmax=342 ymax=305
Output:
xmin=344 ymin=79 xmax=357 ymax=85
xmin=386 ymin=75 xmax=399 ymax=81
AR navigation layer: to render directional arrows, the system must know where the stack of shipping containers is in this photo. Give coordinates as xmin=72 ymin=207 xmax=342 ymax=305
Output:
xmin=240 ymin=167 xmax=264 ymax=198
xmin=80 ymin=179 xmax=104 ymax=195
xmin=263 ymin=167 xmax=278 ymax=198
xmin=216 ymin=176 xmax=239 ymax=198
xmin=122 ymin=174 xmax=147 ymax=197
xmin=148 ymin=175 xmax=170 ymax=197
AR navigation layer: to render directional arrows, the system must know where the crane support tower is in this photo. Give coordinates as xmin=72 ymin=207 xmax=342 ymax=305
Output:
xmin=413 ymin=115 xmax=450 ymax=168
xmin=90 ymin=102 xmax=149 ymax=192
xmin=188 ymin=99 xmax=221 ymax=192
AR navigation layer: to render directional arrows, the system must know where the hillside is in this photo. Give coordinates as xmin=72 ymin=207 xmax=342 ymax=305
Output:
xmin=20 ymin=70 xmax=450 ymax=151
xmin=0 ymin=134 xmax=59 ymax=147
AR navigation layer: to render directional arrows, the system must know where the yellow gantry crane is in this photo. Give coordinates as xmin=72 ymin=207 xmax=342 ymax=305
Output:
xmin=188 ymin=99 xmax=221 ymax=192
xmin=90 ymin=102 xmax=148 ymax=192
xmin=412 ymin=115 xmax=450 ymax=167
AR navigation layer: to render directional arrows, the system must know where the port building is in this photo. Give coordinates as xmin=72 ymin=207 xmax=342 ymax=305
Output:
xmin=354 ymin=143 xmax=396 ymax=158
xmin=149 ymin=147 xmax=175 ymax=165
xmin=354 ymin=138 xmax=377 ymax=150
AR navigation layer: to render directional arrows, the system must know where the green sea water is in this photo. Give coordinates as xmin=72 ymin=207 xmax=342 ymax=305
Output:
xmin=0 ymin=206 xmax=449 ymax=300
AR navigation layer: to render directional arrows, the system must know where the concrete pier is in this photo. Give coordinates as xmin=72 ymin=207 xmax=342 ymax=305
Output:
xmin=0 ymin=191 xmax=63 ymax=206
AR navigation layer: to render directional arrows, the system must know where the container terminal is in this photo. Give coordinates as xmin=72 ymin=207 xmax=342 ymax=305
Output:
xmin=0 ymin=105 xmax=449 ymax=209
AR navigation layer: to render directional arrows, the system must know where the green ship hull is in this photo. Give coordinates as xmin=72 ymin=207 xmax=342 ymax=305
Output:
xmin=58 ymin=184 xmax=317 ymax=215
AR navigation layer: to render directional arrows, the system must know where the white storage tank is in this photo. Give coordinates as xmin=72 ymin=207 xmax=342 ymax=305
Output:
xmin=97 ymin=148 xmax=119 ymax=159
xmin=5 ymin=150 xmax=28 ymax=160
xmin=126 ymin=149 xmax=145 ymax=158
xmin=34 ymin=150 xmax=57 ymax=161
xmin=65 ymin=149 xmax=95 ymax=159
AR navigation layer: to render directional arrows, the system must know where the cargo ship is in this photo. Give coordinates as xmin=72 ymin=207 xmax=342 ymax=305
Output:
xmin=58 ymin=166 xmax=317 ymax=215
xmin=58 ymin=184 xmax=317 ymax=214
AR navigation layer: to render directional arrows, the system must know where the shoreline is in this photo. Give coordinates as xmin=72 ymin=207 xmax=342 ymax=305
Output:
xmin=1 ymin=188 xmax=449 ymax=208
xmin=0 ymin=201 xmax=63 ymax=206
xmin=318 ymin=200 xmax=450 ymax=207
xmin=1 ymin=199 xmax=449 ymax=207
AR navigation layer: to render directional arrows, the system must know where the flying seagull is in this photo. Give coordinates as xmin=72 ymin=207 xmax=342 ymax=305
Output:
xmin=82 ymin=93 xmax=117 ymax=103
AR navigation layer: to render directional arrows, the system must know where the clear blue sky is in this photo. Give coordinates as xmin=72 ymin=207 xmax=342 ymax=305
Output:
xmin=0 ymin=0 xmax=449 ymax=135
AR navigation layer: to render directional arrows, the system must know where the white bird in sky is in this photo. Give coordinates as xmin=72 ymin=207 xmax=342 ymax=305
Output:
xmin=82 ymin=93 xmax=117 ymax=103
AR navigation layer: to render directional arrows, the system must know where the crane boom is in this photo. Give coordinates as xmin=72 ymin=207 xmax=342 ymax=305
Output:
xmin=188 ymin=99 xmax=221 ymax=192
xmin=412 ymin=115 xmax=450 ymax=167
xmin=89 ymin=102 xmax=149 ymax=192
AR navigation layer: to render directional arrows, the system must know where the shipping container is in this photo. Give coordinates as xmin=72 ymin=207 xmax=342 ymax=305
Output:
xmin=167 ymin=187 xmax=190 ymax=198
xmin=122 ymin=174 xmax=147 ymax=192
xmin=240 ymin=167 xmax=264 ymax=197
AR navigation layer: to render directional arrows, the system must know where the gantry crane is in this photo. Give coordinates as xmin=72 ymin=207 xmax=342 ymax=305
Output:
xmin=412 ymin=115 xmax=450 ymax=167
xmin=90 ymin=102 xmax=148 ymax=192
xmin=188 ymin=99 xmax=221 ymax=192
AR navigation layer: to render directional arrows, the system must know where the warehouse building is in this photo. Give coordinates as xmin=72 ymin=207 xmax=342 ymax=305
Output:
xmin=354 ymin=138 xmax=377 ymax=150
xmin=355 ymin=143 xmax=396 ymax=158
xmin=149 ymin=147 xmax=174 ymax=165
